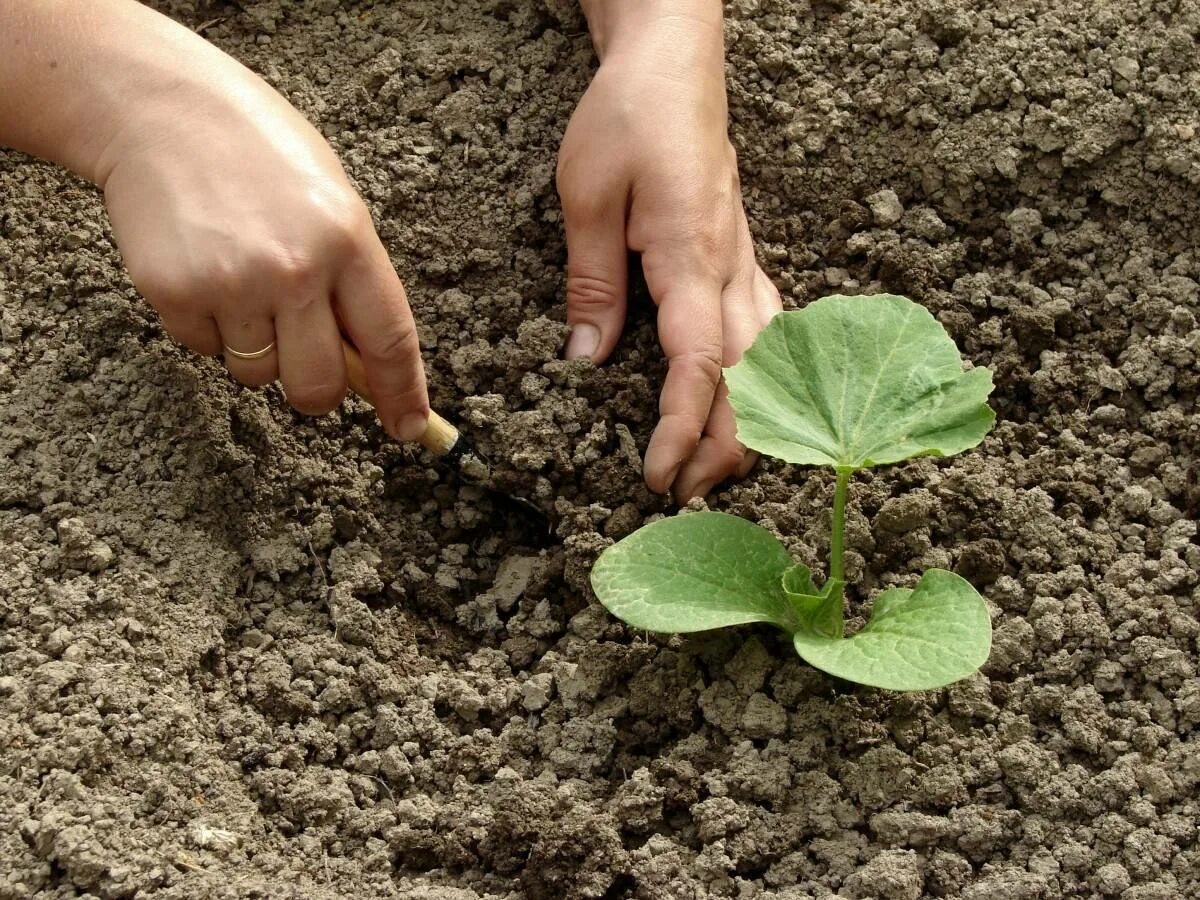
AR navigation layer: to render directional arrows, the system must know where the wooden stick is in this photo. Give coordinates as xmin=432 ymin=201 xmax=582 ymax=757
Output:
xmin=341 ymin=340 xmax=459 ymax=456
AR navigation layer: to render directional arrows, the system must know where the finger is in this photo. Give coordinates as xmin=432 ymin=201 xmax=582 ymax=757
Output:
xmin=162 ymin=312 xmax=222 ymax=357
xmin=753 ymin=267 xmax=784 ymax=325
xmin=673 ymin=384 xmax=745 ymax=500
xmin=562 ymin=195 xmax=628 ymax=363
xmin=672 ymin=275 xmax=761 ymax=498
xmin=218 ymin=312 xmax=279 ymax=387
xmin=642 ymin=272 xmax=724 ymax=493
xmin=275 ymin=298 xmax=346 ymax=416
xmin=335 ymin=238 xmax=429 ymax=441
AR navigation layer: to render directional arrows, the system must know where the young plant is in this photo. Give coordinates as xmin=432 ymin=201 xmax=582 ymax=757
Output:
xmin=591 ymin=294 xmax=996 ymax=691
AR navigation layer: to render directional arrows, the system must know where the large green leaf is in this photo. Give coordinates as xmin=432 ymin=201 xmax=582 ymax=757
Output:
xmin=725 ymin=294 xmax=995 ymax=469
xmin=791 ymin=569 xmax=991 ymax=691
xmin=591 ymin=511 xmax=797 ymax=633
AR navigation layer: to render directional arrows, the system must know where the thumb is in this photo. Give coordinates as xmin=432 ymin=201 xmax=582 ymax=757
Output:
xmin=562 ymin=198 xmax=629 ymax=363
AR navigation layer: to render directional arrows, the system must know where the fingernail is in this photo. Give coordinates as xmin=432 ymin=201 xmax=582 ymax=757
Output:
xmin=565 ymin=323 xmax=599 ymax=361
xmin=394 ymin=412 xmax=428 ymax=442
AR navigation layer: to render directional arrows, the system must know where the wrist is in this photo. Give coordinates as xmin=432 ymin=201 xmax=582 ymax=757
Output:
xmin=581 ymin=0 xmax=723 ymax=62
xmin=0 ymin=0 xmax=269 ymax=187
xmin=86 ymin=29 xmax=274 ymax=188
xmin=93 ymin=61 xmax=275 ymax=188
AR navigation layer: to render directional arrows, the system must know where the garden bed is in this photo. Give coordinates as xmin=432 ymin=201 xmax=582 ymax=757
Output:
xmin=1 ymin=1 xmax=1198 ymax=897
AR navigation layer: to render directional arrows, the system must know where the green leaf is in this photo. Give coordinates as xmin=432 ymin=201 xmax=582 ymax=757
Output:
xmin=782 ymin=564 xmax=845 ymax=639
xmin=791 ymin=569 xmax=991 ymax=691
xmin=591 ymin=511 xmax=797 ymax=633
xmin=725 ymin=294 xmax=995 ymax=469
xmin=781 ymin=563 xmax=819 ymax=597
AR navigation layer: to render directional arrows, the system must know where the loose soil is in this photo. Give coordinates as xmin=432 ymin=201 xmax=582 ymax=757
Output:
xmin=3 ymin=1 xmax=1199 ymax=897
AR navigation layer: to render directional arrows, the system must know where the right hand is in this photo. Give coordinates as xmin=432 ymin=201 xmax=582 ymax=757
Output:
xmin=97 ymin=61 xmax=429 ymax=440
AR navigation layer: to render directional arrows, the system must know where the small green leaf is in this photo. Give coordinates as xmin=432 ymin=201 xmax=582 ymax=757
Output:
xmin=725 ymin=294 xmax=995 ymax=469
xmin=782 ymin=564 xmax=845 ymax=639
xmin=591 ymin=511 xmax=797 ymax=633
xmin=791 ymin=569 xmax=991 ymax=691
xmin=781 ymin=563 xmax=819 ymax=597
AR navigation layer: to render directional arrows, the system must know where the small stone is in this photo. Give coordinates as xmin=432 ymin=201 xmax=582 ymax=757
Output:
xmin=0 ymin=312 xmax=20 ymax=344
xmin=1112 ymin=56 xmax=1140 ymax=81
xmin=63 ymin=229 xmax=91 ymax=250
xmin=188 ymin=822 xmax=241 ymax=855
xmin=615 ymin=424 xmax=642 ymax=470
xmin=481 ymin=555 xmax=537 ymax=613
xmin=741 ymin=692 xmax=787 ymax=739
xmin=379 ymin=746 xmax=413 ymax=785
xmin=44 ymin=627 xmax=72 ymax=658
xmin=1006 ymin=207 xmax=1044 ymax=242
xmin=994 ymin=149 xmax=1020 ymax=179
xmin=1091 ymin=404 xmax=1126 ymax=425
xmin=824 ymin=267 xmax=851 ymax=286
xmin=844 ymin=849 xmax=923 ymax=900
xmin=521 ymin=672 xmax=554 ymax=712
xmin=56 ymin=518 xmax=114 ymax=573
xmin=1118 ymin=485 xmax=1153 ymax=518
xmin=240 ymin=629 xmax=269 ymax=649
xmin=1094 ymin=862 xmax=1131 ymax=895
xmin=875 ymin=491 xmax=935 ymax=533
xmin=902 ymin=206 xmax=950 ymax=240
xmin=866 ymin=189 xmax=904 ymax=226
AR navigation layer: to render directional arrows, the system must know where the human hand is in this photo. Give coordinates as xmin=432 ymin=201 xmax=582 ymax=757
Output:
xmin=97 ymin=70 xmax=428 ymax=441
xmin=557 ymin=0 xmax=782 ymax=500
xmin=0 ymin=0 xmax=427 ymax=440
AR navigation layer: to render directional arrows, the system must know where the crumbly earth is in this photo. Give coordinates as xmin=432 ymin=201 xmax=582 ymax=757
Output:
xmin=2 ymin=0 xmax=1199 ymax=897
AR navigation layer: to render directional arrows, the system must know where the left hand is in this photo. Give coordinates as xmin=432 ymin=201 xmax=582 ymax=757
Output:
xmin=557 ymin=2 xmax=782 ymax=500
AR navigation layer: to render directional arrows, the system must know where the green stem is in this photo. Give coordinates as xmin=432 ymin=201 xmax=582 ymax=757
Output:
xmin=830 ymin=467 xmax=852 ymax=582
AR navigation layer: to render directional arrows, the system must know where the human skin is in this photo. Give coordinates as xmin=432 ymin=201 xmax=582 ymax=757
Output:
xmin=561 ymin=0 xmax=782 ymax=499
xmin=0 ymin=0 xmax=779 ymax=498
xmin=0 ymin=0 xmax=430 ymax=441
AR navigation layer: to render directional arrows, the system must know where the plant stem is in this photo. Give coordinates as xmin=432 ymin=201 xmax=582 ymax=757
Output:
xmin=830 ymin=467 xmax=852 ymax=582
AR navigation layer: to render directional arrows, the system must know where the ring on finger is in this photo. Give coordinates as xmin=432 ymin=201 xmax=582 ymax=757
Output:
xmin=224 ymin=341 xmax=276 ymax=361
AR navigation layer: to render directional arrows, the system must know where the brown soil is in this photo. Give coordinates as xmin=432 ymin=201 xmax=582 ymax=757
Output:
xmin=2 ymin=1 xmax=1199 ymax=898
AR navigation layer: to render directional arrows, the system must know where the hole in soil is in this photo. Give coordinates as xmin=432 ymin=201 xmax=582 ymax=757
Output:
xmin=198 ymin=645 xmax=222 ymax=675
xmin=603 ymin=874 xmax=636 ymax=898
xmin=735 ymin=857 xmax=773 ymax=879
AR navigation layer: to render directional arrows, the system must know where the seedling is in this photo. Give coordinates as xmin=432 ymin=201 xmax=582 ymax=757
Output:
xmin=592 ymin=294 xmax=995 ymax=691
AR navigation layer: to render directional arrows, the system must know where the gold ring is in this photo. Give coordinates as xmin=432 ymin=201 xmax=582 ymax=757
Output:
xmin=224 ymin=342 xmax=275 ymax=361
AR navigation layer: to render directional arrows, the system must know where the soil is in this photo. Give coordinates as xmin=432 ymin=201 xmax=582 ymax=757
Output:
xmin=2 ymin=0 xmax=1199 ymax=897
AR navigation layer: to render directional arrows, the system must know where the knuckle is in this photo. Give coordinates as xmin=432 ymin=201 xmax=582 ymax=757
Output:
xmin=131 ymin=267 xmax=190 ymax=308
xmin=555 ymin=147 xmax=585 ymax=194
xmin=557 ymin=164 xmax=620 ymax=221
xmin=377 ymin=381 xmax=428 ymax=410
xmin=691 ymin=227 xmax=724 ymax=260
xmin=249 ymin=244 xmax=322 ymax=288
xmin=715 ymin=444 xmax=746 ymax=472
xmin=207 ymin=255 xmax=252 ymax=294
xmin=364 ymin=318 xmax=419 ymax=362
xmin=565 ymin=272 xmax=621 ymax=311
xmin=671 ymin=345 xmax=724 ymax=387
xmin=724 ymin=142 xmax=741 ymax=179
xmin=288 ymin=381 xmax=346 ymax=415
xmin=320 ymin=200 xmax=370 ymax=253
xmin=665 ymin=220 xmax=727 ymax=266
xmin=554 ymin=153 xmax=572 ymax=191
xmin=560 ymin=187 xmax=608 ymax=223
xmin=764 ymin=274 xmax=782 ymax=301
